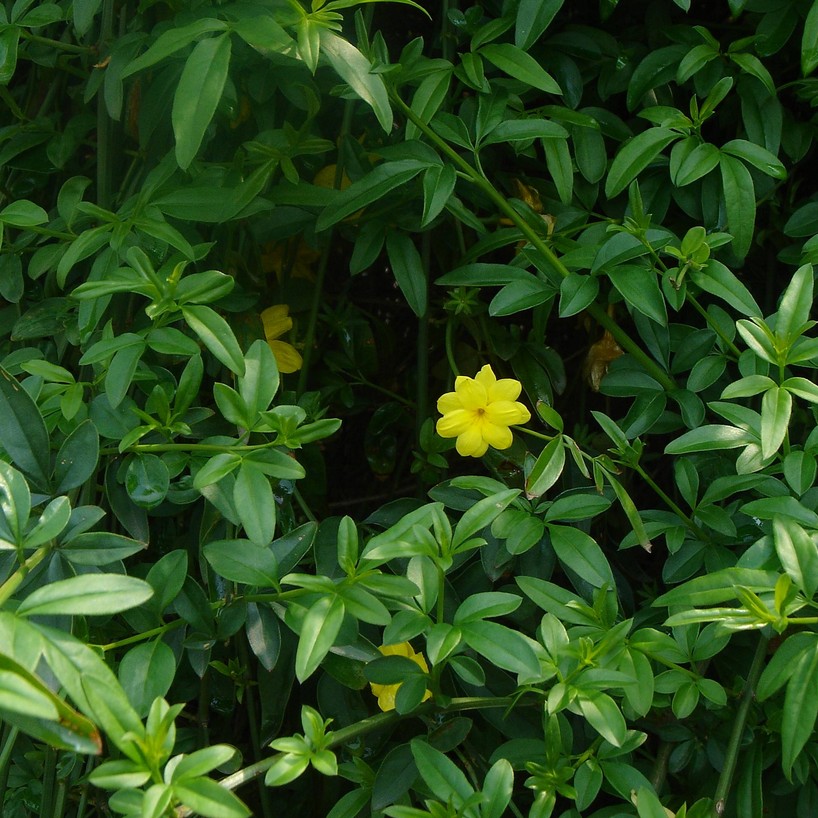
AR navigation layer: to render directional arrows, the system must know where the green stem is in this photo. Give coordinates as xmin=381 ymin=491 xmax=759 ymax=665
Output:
xmin=435 ymin=564 xmax=445 ymax=624
xmin=100 ymin=442 xmax=272 ymax=456
xmin=173 ymin=696 xmax=526 ymax=817
xmin=633 ymin=463 xmax=711 ymax=541
xmin=687 ymin=293 xmax=742 ymax=358
xmin=293 ymin=488 xmax=318 ymax=523
xmin=444 ymin=317 xmax=459 ymax=376
xmin=712 ymin=635 xmax=769 ymax=818
xmin=417 ymin=233 xmax=431 ymax=447
xmin=392 ymin=94 xmax=677 ymax=393
xmin=0 ymin=545 xmax=51 ymax=607
xmin=40 ymin=746 xmax=56 ymax=818
xmin=96 ymin=0 xmax=115 ymax=210
xmin=19 ymin=31 xmax=91 ymax=54
xmin=0 ymin=725 xmax=18 ymax=806
xmin=297 ymin=100 xmax=356 ymax=397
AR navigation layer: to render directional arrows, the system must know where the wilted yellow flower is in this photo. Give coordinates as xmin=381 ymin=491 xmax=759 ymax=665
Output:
xmin=369 ymin=643 xmax=432 ymax=712
xmin=436 ymin=365 xmax=531 ymax=457
xmin=260 ymin=305 xmax=303 ymax=373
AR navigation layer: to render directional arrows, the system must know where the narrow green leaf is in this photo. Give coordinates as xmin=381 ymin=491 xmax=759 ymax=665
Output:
xmin=782 ymin=643 xmax=818 ymax=778
xmin=803 ymin=0 xmax=818 ymax=76
xmin=760 ymin=386 xmax=792 ymax=459
xmin=515 ymin=0 xmax=565 ymax=50
xmin=605 ymin=128 xmax=680 ymax=198
xmin=526 ymin=436 xmax=565 ymax=498
xmin=295 ymin=595 xmax=345 ymax=681
xmin=480 ymin=43 xmax=561 ymax=93
xmin=234 ymin=463 xmax=275 ymax=546
xmin=411 ymin=740 xmax=473 ymax=803
xmin=204 ymin=538 xmax=279 ymax=586
xmin=549 ymin=524 xmax=614 ymax=587
xmin=386 ymin=232 xmax=426 ymax=317
xmin=171 ymin=35 xmax=232 ymax=169
xmin=316 ymin=160 xmax=429 ymax=230
xmin=0 ymin=367 xmax=50 ymax=489
xmin=18 ymin=575 xmax=153 ymax=617
xmin=720 ymin=152 xmax=756 ymax=259
xmin=181 ymin=305 xmax=245 ymax=376
xmin=319 ymin=30 xmax=392 ymax=133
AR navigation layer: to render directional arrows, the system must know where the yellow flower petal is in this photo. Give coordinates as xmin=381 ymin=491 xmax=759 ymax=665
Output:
xmin=268 ymin=340 xmax=303 ymax=373
xmin=437 ymin=409 xmax=475 ymax=438
xmin=488 ymin=378 xmax=523 ymax=403
xmin=454 ymin=377 xmax=488 ymax=410
xmin=437 ymin=391 xmax=463 ymax=414
xmin=456 ymin=425 xmax=488 ymax=457
xmin=485 ymin=400 xmax=531 ymax=426
xmin=480 ymin=421 xmax=513 ymax=450
xmin=261 ymin=305 xmax=292 ymax=341
xmin=474 ymin=364 xmax=497 ymax=391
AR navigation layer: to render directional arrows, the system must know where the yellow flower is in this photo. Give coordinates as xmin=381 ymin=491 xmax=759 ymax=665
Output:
xmin=436 ymin=364 xmax=531 ymax=457
xmin=260 ymin=304 xmax=303 ymax=373
xmin=369 ymin=642 xmax=432 ymax=712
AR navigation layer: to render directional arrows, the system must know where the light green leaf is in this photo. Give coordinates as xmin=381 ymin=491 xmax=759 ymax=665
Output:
xmin=181 ymin=305 xmax=245 ymax=376
xmin=234 ymin=463 xmax=275 ymax=546
xmin=295 ymin=595 xmax=345 ymax=681
xmin=760 ymin=386 xmax=791 ymax=459
xmin=319 ymin=30 xmax=392 ymax=133
xmin=172 ymin=35 xmax=232 ymax=169
xmin=719 ymin=152 xmax=755 ymax=259
xmin=18 ymin=575 xmax=153 ymax=616
xmin=549 ymin=524 xmax=614 ymax=588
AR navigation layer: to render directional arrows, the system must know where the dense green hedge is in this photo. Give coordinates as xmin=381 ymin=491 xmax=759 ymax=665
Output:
xmin=1 ymin=1 xmax=818 ymax=817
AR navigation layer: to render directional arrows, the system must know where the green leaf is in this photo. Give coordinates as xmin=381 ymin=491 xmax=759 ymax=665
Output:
xmin=482 ymin=119 xmax=567 ymax=145
xmin=204 ymin=539 xmax=279 ymax=586
xmin=172 ymin=35 xmax=232 ymax=169
xmin=482 ymin=759 xmax=514 ymax=818
xmin=453 ymin=592 xmax=522 ymax=624
xmin=721 ymin=139 xmax=786 ymax=180
xmin=577 ymin=691 xmax=627 ymax=747
xmin=24 ymin=497 xmax=71 ymax=549
xmin=773 ymin=516 xmax=818 ymax=598
xmin=410 ymin=739 xmax=474 ymax=803
xmin=234 ymin=463 xmax=275 ymax=546
xmin=803 ymin=0 xmax=818 ymax=76
xmin=319 ymin=30 xmax=392 ymax=133
xmin=664 ymin=424 xmax=754 ymax=454
xmin=181 ymin=305 xmax=245 ymax=376
xmin=173 ymin=777 xmax=251 ymax=818
xmin=526 ymin=436 xmax=565 ymax=498
xmin=605 ymin=128 xmax=680 ymax=198
xmin=0 ymin=200 xmax=48 ymax=227
xmin=781 ymin=643 xmax=818 ymax=778
xmin=608 ymin=264 xmax=667 ymax=325
xmin=421 ymin=164 xmax=457 ymax=227
xmin=719 ymin=153 xmax=755 ymax=259
xmin=480 ymin=43 xmax=561 ymax=93
xmin=654 ymin=568 xmax=779 ymax=606
xmin=53 ymin=420 xmax=99 ymax=493
xmin=118 ymin=640 xmax=176 ymax=717
xmin=460 ymin=620 xmax=540 ymax=677
xmin=690 ymin=260 xmax=763 ymax=317
xmin=172 ymin=745 xmax=238 ymax=782
xmin=0 ymin=367 xmax=50 ymax=489
xmin=407 ymin=69 xmax=452 ymax=141
xmin=386 ymin=232 xmax=426 ymax=317
xmin=18 ymin=574 xmax=153 ymax=617
xmin=125 ymin=453 xmax=169 ymax=509
xmin=452 ymin=489 xmax=519 ymax=549
xmin=730 ymin=52 xmax=776 ymax=97
xmin=59 ymin=531 xmax=147 ymax=566
xmin=760 ymin=386 xmax=791 ymax=459
xmin=549 ymin=524 xmax=614 ymax=588
xmin=673 ymin=142 xmax=720 ymax=186
xmin=316 ymin=160 xmax=429 ymax=230
xmin=559 ymin=273 xmax=599 ymax=317
xmin=489 ymin=277 xmax=554 ymax=316
xmin=777 ymin=264 xmax=814 ymax=343
xmin=757 ymin=633 xmax=817 ymax=700
xmin=295 ymin=595 xmax=345 ymax=681
xmin=543 ymin=138 xmax=573 ymax=203
xmin=122 ymin=18 xmax=229 ymax=77
xmin=0 ymin=25 xmax=20 ymax=85
xmin=515 ymin=0 xmax=565 ymax=50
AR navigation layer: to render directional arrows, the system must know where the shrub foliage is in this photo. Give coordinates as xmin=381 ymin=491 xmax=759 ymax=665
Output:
xmin=1 ymin=0 xmax=818 ymax=817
